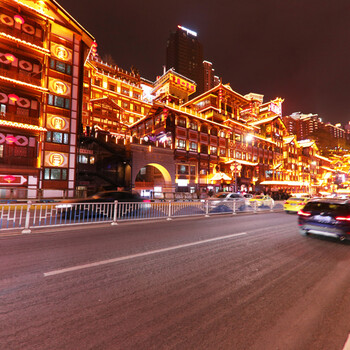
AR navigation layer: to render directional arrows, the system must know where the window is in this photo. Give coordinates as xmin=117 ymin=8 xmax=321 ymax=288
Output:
xmin=177 ymin=164 xmax=189 ymax=174
xmin=220 ymin=131 xmax=225 ymax=138
xmin=235 ymin=134 xmax=241 ymax=142
xmin=109 ymin=84 xmax=115 ymax=91
xmin=0 ymin=145 xmax=3 ymax=158
xmin=189 ymin=142 xmax=197 ymax=152
xmin=177 ymin=117 xmax=186 ymax=127
xmin=122 ymin=88 xmax=129 ymax=96
xmin=78 ymin=155 xmax=88 ymax=164
xmin=201 ymin=125 xmax=208 ymax=133
xmin=133 ymin=92 xmax=140 ymax=99
xmin=176 ymin=139 xmax=186 ymax=149
xmin=46 ymin=131 xmax=69 ymax=144
xmin=210 ymin=128 xmax=217 ymax=136
xmin=50 ymin=59 xmax=72 ymax=75
xmin=189 ymin=121 xmax=198 ymax=130
xmin=219 ymin=148 xmax=226 ymax=156
xmin=190 ymin=166 xmax=196 ymax=175
xmin=95 ymin=79 xmax=101 ymax=86
xmin=0 ymin=104 xmax=6 ymax=116
xmin=44 ymin=168 xmax=67 ymax=180
xmin=210 ymin=146 xmax=217 ymax=155
xmin=48 ymin=95 xmax=70 ymax=109
xmin=200 ymin=144 xmax=208 ymax=154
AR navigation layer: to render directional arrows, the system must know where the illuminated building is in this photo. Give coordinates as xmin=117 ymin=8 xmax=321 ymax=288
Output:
xmin=130 ymin=69 xmax=287 ymax=193
xmin=0 ymin=0 xmax=94 ymax=199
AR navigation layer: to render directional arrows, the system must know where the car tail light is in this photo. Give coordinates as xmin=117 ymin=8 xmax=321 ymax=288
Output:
xmin=143 ymin=199 xmax=151 ymax=203
xmin=335 ymin=216 xmax=350 ymax=222
xmin=298 ymin=209 xmax=311 ymax=217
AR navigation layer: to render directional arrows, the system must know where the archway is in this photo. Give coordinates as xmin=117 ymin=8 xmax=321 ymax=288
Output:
xmin=134 ymin=163 xmax=173 ymax=198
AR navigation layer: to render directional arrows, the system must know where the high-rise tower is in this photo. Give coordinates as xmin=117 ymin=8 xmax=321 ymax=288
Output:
xmin=166 ymin=25 xmax=204 ymax=95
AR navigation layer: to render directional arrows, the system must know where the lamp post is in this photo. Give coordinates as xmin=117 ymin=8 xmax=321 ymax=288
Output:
xmin=230 ymin=162 xmax=242 ymax=192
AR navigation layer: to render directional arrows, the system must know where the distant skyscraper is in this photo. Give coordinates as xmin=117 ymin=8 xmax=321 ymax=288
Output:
xmin=166 ymin=25 xmax=204 ymax=95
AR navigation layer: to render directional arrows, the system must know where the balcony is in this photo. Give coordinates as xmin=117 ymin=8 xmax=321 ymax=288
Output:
xmin=0 ymin=111 xmax=40 ymax=127
xmin=0 ymin=67 xmax=42 ymax=88
xmin=0 ymin=24 xmax=44 ymax=49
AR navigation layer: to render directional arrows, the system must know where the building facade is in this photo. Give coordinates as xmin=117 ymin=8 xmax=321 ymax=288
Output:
xmin=0 ymin=0 xmax=94 ymax=200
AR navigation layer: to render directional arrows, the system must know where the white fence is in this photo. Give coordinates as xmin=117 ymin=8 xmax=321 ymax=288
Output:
xmin=0 ymin=200 xmax=283 ymax=234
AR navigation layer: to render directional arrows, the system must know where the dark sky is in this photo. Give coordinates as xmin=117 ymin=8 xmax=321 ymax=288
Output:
xmin=58 ymin=0 xmax=350 ymax=125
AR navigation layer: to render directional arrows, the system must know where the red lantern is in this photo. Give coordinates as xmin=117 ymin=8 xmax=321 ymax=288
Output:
xmin=14 ymin=15 xmax=25 ymax=25
xmin=4 ymin=53 xmax=16 ymax=63
xmin=8 ymin=94 xmax=19 ymax=103
xmin=5 ymin=135 xmax=17 ymax=143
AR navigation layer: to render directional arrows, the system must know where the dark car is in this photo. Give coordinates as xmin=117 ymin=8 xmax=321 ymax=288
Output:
xmin=298 ymin=198 xmax=350 ymax=241
xmin=56 ymin=191 xmax=149 ymax=220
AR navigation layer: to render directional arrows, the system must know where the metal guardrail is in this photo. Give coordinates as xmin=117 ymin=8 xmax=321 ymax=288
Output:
xmin=0 ymin=200 xmax=283 ymax=234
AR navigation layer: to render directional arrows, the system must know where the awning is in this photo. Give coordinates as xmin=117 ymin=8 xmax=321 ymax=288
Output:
xmin=210 ymin=172 xmax=232 ymax=181
xmin=260 ymin=180 xmax=309 ymax=186
xmin=225 ymin=159 xmax=258 ymax=166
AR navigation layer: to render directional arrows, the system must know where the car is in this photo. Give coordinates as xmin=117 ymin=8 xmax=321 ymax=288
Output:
xmin=284 ymin=196 xmax=310 ymax=213
xmin=56 ymin=191 xmax=149 ymax=219
xmin=209 ymin=192 xmax=246 ymax=211
xmin=249 ymin=194 xmax=274 ymax=208
xmin=298 ymin=198 xmax=350 ymax=241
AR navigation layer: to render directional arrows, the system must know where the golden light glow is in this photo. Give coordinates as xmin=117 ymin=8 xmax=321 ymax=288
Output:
xmin=49 ymin=153 xmax=64 ymax=167
xmin=0 ymin=120 xmax=47 ymax=131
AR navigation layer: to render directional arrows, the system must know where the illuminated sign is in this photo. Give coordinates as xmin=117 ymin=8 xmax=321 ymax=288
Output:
xmin=50 ymin=43 xmax=72 ymax=62
xmin=177 ymin=25 xmax=197 ymax=37
xmin=170 ymin=74 xmax=196 ymax=93
xmin=0 ymin=175 xmax=27 ymax=185
xmin=47 ymin=114 xmax=69 ymax=131
xmin=49 ymin=78 xmax=71 ymax=97
xmin=269 ymin=102 xmax=282 ymax=115
xmin=44 ymin=151 xmax=68 ymax=167
xmin=0 ymin=133 xmax=36 ymax=147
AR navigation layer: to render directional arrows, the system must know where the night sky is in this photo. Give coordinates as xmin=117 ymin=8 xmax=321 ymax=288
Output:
xmin=58 ymin=0 xmax=350 ymax=125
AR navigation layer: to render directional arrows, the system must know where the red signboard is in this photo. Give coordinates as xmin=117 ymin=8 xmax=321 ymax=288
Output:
xmin=0 ymin=175 xmax=27 ymax=185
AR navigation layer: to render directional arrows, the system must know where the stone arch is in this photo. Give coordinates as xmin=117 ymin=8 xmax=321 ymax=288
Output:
xmin=131 ymin=144 xmax=176 ymax=192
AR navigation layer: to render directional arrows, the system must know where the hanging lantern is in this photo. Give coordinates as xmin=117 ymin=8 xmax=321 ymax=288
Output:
xmin=14 ymin=15 xmax=25 ymax=25
xmin=8 ymin=94 xmax=19 ymax=103
xmin=4 ymin=53 xmax=16 ymax=63
xmin=5 ymin=135 xmax=17 ymax=143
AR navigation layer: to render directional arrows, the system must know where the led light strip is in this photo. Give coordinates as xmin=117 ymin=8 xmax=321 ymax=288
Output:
xmin=0 ymin=32 xmax=50 ymax=54
xmin=0 ymin=75 xmax=48 ymax=92
xmin=0 ymin=120 xmax=47 ymax=131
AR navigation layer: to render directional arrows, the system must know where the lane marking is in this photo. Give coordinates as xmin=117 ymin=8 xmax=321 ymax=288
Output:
xmin=43 ymin=232 xmax=247 ymax=277
xmin=343 ymin=334 xmax=350 ymax=350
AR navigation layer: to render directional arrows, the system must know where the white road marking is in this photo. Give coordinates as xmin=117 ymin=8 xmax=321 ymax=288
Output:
xmin=343 ymin=334 xmax=350 ymax=350
xmin=44 ymin=232 xmax=247 ymax=277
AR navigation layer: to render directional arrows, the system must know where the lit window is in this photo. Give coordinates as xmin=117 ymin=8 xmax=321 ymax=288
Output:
xmin=177 ymin=139 xmax=186 ymax=149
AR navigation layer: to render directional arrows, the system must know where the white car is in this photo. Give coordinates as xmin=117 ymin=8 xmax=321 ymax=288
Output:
xmin=209 ymin=192 xmax=246 ymax=211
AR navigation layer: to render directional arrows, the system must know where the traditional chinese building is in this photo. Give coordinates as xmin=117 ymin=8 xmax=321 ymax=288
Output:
xmin=0 ymin=0 xmax=94 ymax=199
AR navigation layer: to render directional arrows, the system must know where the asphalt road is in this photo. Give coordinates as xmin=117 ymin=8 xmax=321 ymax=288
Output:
xmin=1 ymin=212 xmax=350 ymax=350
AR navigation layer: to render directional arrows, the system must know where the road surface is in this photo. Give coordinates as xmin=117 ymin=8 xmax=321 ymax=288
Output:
xmin=1 ymin=212 xmax=350 ymax=349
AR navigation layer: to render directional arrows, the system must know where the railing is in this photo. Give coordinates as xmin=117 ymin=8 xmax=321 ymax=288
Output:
xmin=0 ymin=199 xmax=283 ymax=234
